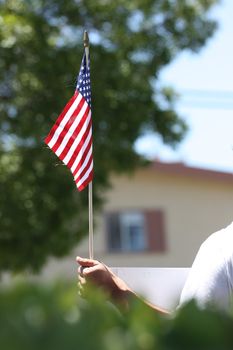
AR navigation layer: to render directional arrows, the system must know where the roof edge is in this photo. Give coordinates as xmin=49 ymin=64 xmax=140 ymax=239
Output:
xmin=150 ymin=160 xmax=233 ymax=183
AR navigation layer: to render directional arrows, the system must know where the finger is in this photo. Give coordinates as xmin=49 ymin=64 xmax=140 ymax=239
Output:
xmin=76 ymin=256 xmax=99 ymax=267
xmin=78 ymin=275 xmax=86 ymax=285
xmin=78 ymin=265 xmax=96 ymax=278
xmin=82 ymin=263 xmax=104 ymax=276
xmin=78 ymin=266 xmax=87 ymax=277
xmin=78 ymin=283 xmax=84 ymax=297
xmin=78 ymin=281 xmax=89 ymax=299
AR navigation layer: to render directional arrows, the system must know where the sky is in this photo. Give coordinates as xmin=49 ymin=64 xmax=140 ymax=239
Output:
xmin=135 ymin=0 xmax=233 ymax=174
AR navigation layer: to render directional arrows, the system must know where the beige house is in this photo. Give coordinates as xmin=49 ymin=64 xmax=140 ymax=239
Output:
xmin=32 ymin=160 xmax=233 ymax=282
xmin=3 ymin=160 xmax=232 ymax=287
xmin=77 ymin=160 xmax=233 ymax=268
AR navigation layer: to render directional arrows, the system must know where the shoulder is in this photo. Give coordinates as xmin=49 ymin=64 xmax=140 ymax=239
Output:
xmin=207 ymin=222 xmax=233 ymax=263
xmin=193 ymin=221 xmax=233 ymax=278
xmin=179 ymin=221 xmax=233 ymax=311
xmin=199 ymin=221 xmax=233 ymax=258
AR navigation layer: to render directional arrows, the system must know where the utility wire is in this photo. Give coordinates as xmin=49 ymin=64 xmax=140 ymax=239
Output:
xmin=178 ymin=89 xmax=233 ymax=97
xmin=176 ymin=89 xmax=233 ymax=110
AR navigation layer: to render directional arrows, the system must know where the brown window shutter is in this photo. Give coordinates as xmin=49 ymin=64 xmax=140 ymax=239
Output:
xmin=105 ymin=212 xmax=121 ymax=252
xmin=144 ymin=210 xmax=166 ymax=252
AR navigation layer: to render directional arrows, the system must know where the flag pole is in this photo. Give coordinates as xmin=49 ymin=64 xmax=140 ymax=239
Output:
xmin=83 ymin=30 xmax=94 ymax=260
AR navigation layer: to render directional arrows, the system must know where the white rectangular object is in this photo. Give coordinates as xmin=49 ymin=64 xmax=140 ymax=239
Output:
xmin=111 ymin=267 xmax=190 ymax=311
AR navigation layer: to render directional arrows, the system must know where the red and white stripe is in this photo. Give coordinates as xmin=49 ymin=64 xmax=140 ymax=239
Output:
xmin=45 ymin=90 xmax=93 ymax=191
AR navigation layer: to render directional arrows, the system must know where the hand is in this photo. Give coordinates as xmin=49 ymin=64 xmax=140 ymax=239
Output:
xmin=76 ymin=256 xmax=132 ymax=304
xmin=76 ymin=257 xmax=169 ymax=315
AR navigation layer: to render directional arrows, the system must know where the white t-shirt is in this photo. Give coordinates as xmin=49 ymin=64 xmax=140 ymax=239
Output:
xmin=179 ymin=221 xmax=233 ymax=312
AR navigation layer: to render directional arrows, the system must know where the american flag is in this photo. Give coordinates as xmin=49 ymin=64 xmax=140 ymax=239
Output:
xmin=45 ymin=52 xmax=93 ymax=191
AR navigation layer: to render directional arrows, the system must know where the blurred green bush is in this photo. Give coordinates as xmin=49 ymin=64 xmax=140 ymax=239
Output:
xmin=1 ymin=282 xmax=233 ymax=350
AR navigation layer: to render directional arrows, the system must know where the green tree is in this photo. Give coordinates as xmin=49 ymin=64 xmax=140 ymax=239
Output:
xmin=1 ymin=282 xmax=233 ymax=350
xmin=0 ymin=0 xmax=219 ymax=272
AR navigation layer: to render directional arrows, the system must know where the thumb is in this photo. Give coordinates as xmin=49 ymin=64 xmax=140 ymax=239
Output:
xmin=76 ymin=256 xmax=98 ymax=267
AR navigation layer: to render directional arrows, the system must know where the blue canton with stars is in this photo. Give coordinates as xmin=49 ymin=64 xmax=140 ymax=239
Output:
xmin=76 ymin=53 xmax=91 ymax=107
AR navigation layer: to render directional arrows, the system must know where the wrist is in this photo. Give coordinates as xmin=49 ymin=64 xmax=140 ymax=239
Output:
xmin=110 ymin=274 xmax=134 ymax=305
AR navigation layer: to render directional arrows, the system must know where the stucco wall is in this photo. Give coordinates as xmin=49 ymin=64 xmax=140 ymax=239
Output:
xmin=77 ymin=166 xmax=233 ymax=267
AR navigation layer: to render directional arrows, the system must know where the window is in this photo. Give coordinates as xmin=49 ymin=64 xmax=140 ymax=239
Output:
xmin=105 ymin=210 xmax=166 ymax=253
xmin=119 ymin=212 xmax=146 ymax=252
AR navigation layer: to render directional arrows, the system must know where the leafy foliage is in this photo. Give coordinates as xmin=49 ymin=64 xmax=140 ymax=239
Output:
xmin=1 ymin=281 xmax=233 ymax=350
xmin=0 ymin=0 xmax=219 ymax=272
